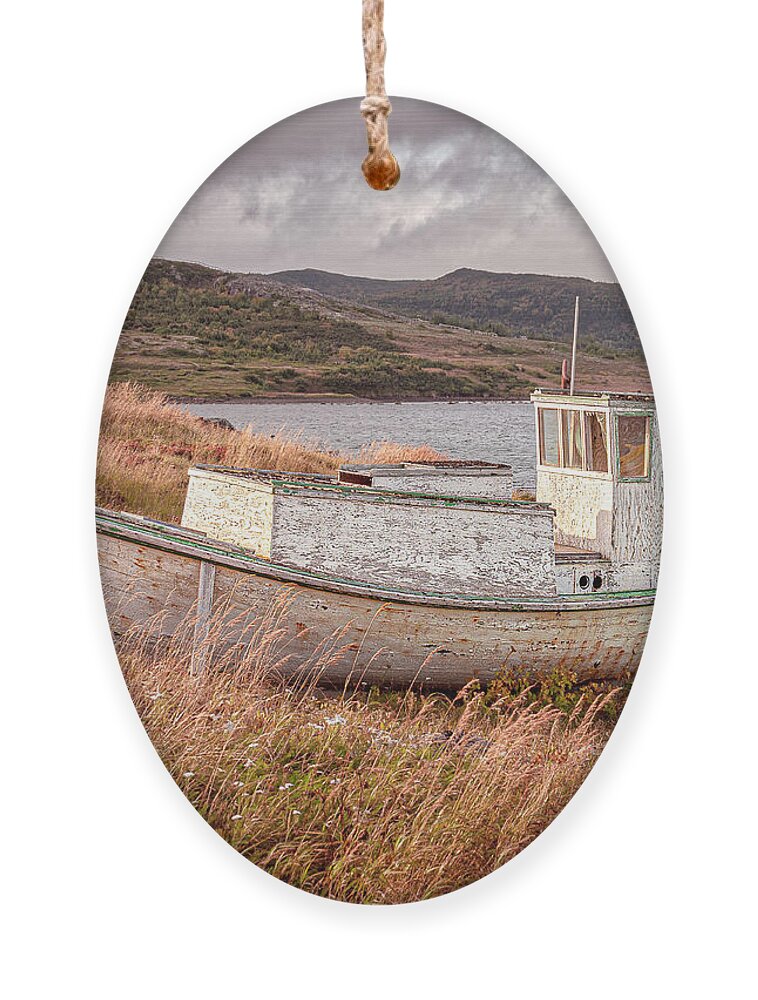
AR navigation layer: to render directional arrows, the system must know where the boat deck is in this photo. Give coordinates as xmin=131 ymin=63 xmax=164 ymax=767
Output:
xmin=554 ymin=542 xmax=606 ymax=563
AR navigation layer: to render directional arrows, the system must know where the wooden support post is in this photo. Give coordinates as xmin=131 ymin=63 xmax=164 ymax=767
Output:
xmin=190 ymin=560 xmax=216 ymax=677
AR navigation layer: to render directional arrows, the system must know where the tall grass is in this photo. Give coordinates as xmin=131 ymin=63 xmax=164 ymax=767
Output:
xmin=97 ymin=382 xmax=446 ymax=522
xmin=101 ymin=381 xmax=619 ymax=901
xmin=118 ymin=598 xmax=613 ymax=904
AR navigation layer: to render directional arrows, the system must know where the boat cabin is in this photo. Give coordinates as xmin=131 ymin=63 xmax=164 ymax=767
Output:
xmin=181 ymin=465 xmax=558 ymax=599
xmin=531 ymin=390 xmax=662 ymax=592
xmin=178 ymin=392 xmax=660 ymax=602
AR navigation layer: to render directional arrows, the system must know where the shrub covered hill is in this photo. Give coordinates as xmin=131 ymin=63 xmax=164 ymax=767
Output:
xmin=273 ymin=267 xmax=641 ymax=349
xmin=109 ymin=258 xmax=650 ymax=400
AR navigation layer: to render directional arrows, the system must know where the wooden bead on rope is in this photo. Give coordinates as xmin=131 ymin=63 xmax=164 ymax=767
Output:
xmin=361 ymin=0 xmax=400 ymax=190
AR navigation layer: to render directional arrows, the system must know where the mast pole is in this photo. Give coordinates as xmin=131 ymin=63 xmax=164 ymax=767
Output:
xmin=569 ymin=295 xmax=580 ymax=395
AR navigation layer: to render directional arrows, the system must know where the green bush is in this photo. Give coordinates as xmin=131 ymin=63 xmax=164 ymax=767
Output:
xmin=480 ymin=664 xmax=633 ymax=723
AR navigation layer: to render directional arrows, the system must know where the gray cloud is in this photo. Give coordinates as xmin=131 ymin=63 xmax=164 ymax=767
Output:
xmin=157 ymin=97 xmax=616 ymax=282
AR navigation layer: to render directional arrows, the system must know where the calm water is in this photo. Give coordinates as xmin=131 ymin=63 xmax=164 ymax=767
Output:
xmin=187 ymin=400 xmax=537 ymax=489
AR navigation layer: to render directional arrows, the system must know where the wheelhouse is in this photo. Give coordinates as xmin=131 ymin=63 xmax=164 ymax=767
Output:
xmin=535 ymin=393 xmax=654 ymax=481
xmin=531 ymin=390 xmax=662 ymax=592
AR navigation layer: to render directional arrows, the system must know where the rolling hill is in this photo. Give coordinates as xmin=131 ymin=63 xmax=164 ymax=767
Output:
xmin=272 ymin=267 xmax=640 ymax=351
xmin=108 ymin=258 xmax=650 ymax=400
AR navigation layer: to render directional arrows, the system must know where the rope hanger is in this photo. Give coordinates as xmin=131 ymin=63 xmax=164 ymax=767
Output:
xmin=360 ymin=0 xmax=400 ymax=190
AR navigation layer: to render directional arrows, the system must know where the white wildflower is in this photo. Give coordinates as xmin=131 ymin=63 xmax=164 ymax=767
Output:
xmin=278 ymin=782 xmax=294 ymax=791
xmin=183 ymin=771 xmax=195 ymax=778
xmin=325 ymin=715 xmax=347 ymax=726
xmin=231 ymin=814 xmax=242 ymax=821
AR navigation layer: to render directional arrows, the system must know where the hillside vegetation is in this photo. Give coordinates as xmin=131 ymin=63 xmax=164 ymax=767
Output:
xmin=273 ymin=266 xmax=641 ymax=350
xmin=109 ymin=258 xmax=651 ymax=400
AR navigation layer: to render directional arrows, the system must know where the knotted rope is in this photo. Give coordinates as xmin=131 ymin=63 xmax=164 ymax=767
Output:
xmin=361 ymin=0 xmax=400 ymax=190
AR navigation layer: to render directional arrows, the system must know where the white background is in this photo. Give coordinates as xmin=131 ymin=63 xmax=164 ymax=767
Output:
xmin=3 ymin=1 xmax=756 ymax=996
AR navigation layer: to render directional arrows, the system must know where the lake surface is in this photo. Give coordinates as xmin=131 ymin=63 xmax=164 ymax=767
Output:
xmin=187 ymin=400 xmax=537 ymax=488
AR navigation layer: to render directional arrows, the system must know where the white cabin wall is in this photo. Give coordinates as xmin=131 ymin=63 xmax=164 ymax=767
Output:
xmin=554 ymin=559 xmax=612 ymax=595
xmin=536 ymin=470 xmax=614 ymax=557
xmin=554 ymin=563 xmax=576 ymax=594
xmin=606 ymin=562 xmax=656 ymax=592
xmin=270 ymin=493 xmax=557 ymax=598
xmin=181 ymin=470 xmax=274 ymax=556
xmin=374 ymin=472 xmax=513 ymax=499
xmin=611 ymin=415 xmax=663 ymax=589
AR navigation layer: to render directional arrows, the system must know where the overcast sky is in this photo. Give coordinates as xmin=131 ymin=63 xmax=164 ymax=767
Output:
xmin=157 ymin=97 xmax=616 ymax=283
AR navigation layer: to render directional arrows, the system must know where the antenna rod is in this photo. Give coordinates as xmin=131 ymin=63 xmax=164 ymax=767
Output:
xmin=569 ymin=296 xmax=580 ymax=395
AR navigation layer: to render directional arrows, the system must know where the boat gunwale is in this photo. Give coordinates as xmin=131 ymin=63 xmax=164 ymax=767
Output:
xmin=96 ymin=508 xmax=655 ymax=613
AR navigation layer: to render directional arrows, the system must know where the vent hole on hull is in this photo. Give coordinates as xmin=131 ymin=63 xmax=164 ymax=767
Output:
xmin=593 ymin=574 xmax=603 ymax=591
xmin=578 ymin=574 xmax=590 ymax=590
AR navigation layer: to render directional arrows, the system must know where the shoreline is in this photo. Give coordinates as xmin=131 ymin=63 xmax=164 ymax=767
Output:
xmin=173 ymin=393 xmax=533 ymax=406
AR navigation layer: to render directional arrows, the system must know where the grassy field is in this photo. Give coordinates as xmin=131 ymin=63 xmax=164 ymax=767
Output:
xmin=119 ymin=601 xmax=621 ymax=903
xmin=99 ymin=381 xmax=626 ymax=901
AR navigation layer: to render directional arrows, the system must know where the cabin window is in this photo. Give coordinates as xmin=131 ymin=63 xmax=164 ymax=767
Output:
xmin=564 ymin=410 xmax=584 ymax=469
xmin=617 ymin=414 xmax=651 ymax=479
xmin=539 ymin=408 xmax=561 ymax=466
xmin=585 ymin=411 xmax=609 ymax=472
xmin=538 ymin=406 xmax=612 ymax=474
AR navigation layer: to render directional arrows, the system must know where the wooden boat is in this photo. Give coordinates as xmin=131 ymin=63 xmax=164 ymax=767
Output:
xmin=97 ymin=390 xmax=661 ymax=689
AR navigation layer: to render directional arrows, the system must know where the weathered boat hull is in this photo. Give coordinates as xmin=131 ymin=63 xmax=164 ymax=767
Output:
xmin=97 ymin=509 xmax=654 ymax=689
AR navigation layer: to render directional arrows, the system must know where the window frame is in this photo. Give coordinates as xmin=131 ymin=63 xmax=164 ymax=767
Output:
xmin=537 ymin=406 xmax=563 ymax=468
xmin=564 ymin=408 xmax=585 ymax=470
xmin=584 ymin=409 xmax=610 ymax=474
xmin=535 ymin=405 xmax=612 ymax=478
xmin=614 ymin=411 xmax=652 ymax=482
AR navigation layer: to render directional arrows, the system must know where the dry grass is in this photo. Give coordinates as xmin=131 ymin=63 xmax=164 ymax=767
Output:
xmin=97 ymin=382 xmax=446 ymax=522
xmin=101 ymin=381 xmax=619 ymax=901
xmin=118 ymin=597 xmax=613 ymax=904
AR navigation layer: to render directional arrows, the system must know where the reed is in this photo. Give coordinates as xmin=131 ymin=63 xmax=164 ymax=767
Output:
xmin=97 ymin=382 xmax=445 ymax=521
xmin=117 ymin=597 xmax=613 ymax=904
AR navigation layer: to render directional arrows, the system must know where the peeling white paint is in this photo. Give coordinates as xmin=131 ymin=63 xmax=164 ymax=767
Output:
xmin=272 ymin=491 xmax=556 ymax=598
xmin=182 ymin=467 xmax=557 ymax=599
xmin=182 ymin=468 xmax=274 ymax=556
